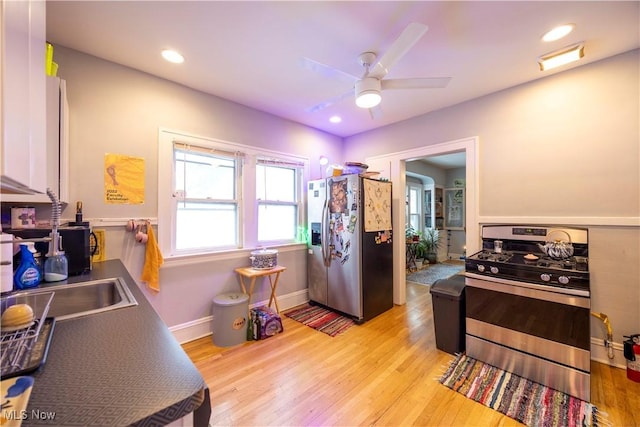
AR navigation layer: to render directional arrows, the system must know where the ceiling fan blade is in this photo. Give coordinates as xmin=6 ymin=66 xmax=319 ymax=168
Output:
xmin=369 ymin=104 xmax=383 ymax=120
xmin=305 ymin=89 xmax=354 ymax=113
xmin=368 ymin=22 xmax=428 ymax=79
xmin=382 ymin=77 xmax=451 ymax=90
xmin=299 ymin=57 xmax=357 ymax=85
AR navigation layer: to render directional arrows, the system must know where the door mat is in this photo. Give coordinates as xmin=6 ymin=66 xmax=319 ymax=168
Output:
xmin=406 ymin=261 xmax=464 ymax=286
xmin=284 ymin=304 xmax=355 ymax=337
xmin=439 ymin=354 xmax=606 ymax=427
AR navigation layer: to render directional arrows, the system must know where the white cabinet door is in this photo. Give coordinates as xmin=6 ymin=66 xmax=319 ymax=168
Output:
xmin=1 ymin=0 xmax=47 ymax=194
xmin=1 ymin=77 xmax=69 ymax=204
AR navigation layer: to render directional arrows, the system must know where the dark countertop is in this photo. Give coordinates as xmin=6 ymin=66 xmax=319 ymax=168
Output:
xmin=21 ymin=259 xmax=211 ymax=426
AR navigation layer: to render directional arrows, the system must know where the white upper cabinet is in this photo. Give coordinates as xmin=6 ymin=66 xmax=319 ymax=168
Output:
xmin=1 ymin=76 xmax=69 ymax=204
xmin=1 ymin=0 xmax=47 ymax=195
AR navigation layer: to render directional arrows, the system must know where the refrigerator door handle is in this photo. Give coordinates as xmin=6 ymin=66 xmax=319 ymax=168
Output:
xmin=322 ymin=200 xmax=331 ymax=267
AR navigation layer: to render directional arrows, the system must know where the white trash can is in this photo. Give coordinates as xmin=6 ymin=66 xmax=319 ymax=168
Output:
xmin=212 ymin=292 xmax=249 ymax=347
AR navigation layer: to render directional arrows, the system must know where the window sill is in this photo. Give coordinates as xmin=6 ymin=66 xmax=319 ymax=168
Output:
xmin=161 ymin=242 xmax=307 ymax=268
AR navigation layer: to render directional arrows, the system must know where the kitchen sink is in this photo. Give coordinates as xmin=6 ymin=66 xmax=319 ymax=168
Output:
xmin=20 ymin=277 xmax=138 ymax=321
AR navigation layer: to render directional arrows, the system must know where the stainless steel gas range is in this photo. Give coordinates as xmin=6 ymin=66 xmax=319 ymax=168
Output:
xmin=465 ymin=225 xmax=591 ymax=401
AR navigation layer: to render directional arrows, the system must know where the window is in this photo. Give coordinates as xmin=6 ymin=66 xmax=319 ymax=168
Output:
xmin=256 ymin=159 xmax=303 ymax=243
xmin=406 ymin=182 xmax=423 ymax=235
xmin=173 ymin=143 xmax=241 ymax=252
xmin=158 ymin=129 xmax=308 ymax=258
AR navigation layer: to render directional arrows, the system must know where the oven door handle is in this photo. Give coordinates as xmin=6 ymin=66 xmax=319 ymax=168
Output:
xmin=465 ymin=274 xmax=590 ymax=308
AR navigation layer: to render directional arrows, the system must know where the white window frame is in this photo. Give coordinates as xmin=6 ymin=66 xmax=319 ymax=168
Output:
xmin=173 ymin=142 xmax=243 ymax=253
xmin=256 ymin=157 xmax=305 ymax=246
xmin=158 ymin=128 xmax=309 ymax=259
xmin=406 ymin=181 xmax=423 ymax=236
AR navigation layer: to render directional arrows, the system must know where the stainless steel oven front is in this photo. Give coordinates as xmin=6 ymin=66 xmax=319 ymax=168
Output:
xmin=465 ymin=273 xmax=591 ymax=401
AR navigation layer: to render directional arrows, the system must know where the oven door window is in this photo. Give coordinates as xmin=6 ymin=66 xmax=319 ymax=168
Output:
xmin=466 ymin=286 xmax=590 ymax=350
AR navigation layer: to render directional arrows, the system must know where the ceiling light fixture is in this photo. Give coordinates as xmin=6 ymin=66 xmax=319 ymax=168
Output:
xmin=355 ymin=77 xmax=382 ymax=109
xmin=542 ymin=24 xmax=575 ymax=42
xmin=329 ymin=115 xmax=342 ymax=123
xmin=537 ymin=43 xmax=584 ymax=71
xmin=161 ymin=49 xmax=184 ymax=64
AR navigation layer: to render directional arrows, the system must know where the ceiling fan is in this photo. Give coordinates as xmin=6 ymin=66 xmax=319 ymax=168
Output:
xmin=304 ymin=22 xmax=451 ymax=117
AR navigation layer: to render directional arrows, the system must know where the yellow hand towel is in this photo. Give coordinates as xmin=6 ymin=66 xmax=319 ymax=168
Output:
xmin=141 ymin=222 xmax=164 ymax=292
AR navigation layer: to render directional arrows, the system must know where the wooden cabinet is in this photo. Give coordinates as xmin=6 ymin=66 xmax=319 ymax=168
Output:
xmin=1 ymin=0 xmax=47 ymax=194
xmin=2 ymin=77 xmax=69 ymax=204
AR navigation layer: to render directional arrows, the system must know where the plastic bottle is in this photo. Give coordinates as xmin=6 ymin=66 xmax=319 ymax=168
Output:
xmin=14 ymin=243 xmax=42 ymax=289
xmin=25 ymin=242 xmax=43 ymax=278
xmin=44 ymin=253 xmax=68 ymax=282
xmin=44 ymin=229 xmax=68 ymax=282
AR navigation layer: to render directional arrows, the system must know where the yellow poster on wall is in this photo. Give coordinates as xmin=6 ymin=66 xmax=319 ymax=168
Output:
xmin=104 ymin=153 xmax=145 ymax=204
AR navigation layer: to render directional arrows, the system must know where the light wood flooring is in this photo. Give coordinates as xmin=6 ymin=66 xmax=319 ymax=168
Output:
xmin=183 ymin=282 xmax=640 ymax=426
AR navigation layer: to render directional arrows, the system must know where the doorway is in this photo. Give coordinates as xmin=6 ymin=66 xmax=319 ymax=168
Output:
xmin=365 ymin=136 xmax=479 ymax=306
xmin=406 ymin=152 xmax=467 ymax=262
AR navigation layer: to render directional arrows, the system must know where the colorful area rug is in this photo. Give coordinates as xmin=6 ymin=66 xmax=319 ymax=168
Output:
xmin=439 ymin=354 xmax=604 ymax=427
xmin=407 ymin=261 xmax=464 ymax=285
xmin=284 ymin=304 xmax=355 ymax=337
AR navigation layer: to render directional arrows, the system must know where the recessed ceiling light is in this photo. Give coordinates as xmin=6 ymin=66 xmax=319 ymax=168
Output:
xmin=542 ymin=24 xmax=575 ymax=42
xmin=161 ymin=49 xmax=184 ymax=64
xmin=329 ymin=116 xmax=342 ymax=123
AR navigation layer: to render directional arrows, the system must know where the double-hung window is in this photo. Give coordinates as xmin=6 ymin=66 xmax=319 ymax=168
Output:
xmin=173 ymin=142 xmax=242 ymax=252
xmin=256 ymin=158 xmax=304 ymax=243
xmin=158 ymin=129 xmax=308 ymax=258
xmin=406 ymin=182 xmax=423 ymax=235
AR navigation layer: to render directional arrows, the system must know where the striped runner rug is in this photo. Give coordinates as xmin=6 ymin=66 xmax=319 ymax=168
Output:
xmin=439 ymin=354 xmax=605 ymax=427
xmin=284 ymin=304 xmax=355 ymax=337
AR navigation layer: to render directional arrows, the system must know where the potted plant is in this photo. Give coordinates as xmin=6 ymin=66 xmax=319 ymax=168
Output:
xmin=414 ymin=234 xmax=428 ymax=269
xmin=405 ymin=225 xmax=419 ymax=243
xmin=422 ymin=228 xmax=440 ymax=264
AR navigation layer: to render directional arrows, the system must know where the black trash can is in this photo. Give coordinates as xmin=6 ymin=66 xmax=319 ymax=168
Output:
xmin=429 ymin=274 xmax=466 ymax=354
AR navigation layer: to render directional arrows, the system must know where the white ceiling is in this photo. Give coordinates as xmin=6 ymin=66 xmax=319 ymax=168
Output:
xmin=415 ymin=152 xmax=467 ymax=169
xmin=46 ymin=1 xmax=639 ymax=139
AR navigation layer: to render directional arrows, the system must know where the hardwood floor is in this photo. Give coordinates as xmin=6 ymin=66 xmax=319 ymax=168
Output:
xmin=183 ymin=282 xmax=640 ymax=426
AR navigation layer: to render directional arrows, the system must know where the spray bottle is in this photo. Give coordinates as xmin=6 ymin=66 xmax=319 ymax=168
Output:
xmin=13 ymin=243 xmax=42 ymax=289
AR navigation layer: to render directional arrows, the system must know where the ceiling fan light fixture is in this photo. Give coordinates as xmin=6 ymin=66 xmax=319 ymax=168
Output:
xmin=537 ymin=43 xmax=584 ymax=71
xmin=355 ymin=78 xmax=382 ymax=109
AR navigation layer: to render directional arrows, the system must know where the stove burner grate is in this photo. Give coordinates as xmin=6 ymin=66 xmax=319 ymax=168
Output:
xmin=475 ymin=251 xmax=512 ymax=263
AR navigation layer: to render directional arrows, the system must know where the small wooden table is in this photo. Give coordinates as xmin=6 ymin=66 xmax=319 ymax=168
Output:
xmin=234 ymin=265 xmax=286 ymax=314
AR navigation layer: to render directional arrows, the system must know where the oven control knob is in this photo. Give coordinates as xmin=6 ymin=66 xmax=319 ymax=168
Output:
xmin=490 ymin=266 xmax=499 ymax=274
xmin=558 ymin=275 xmax=570 ymax=285
xmin=477 ymin=265 xmax=485 ymax=272
xmin=541 ymin=273 xmax=551 ymax=282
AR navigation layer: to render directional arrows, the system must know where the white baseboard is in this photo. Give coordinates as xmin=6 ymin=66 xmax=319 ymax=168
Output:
xmin=590 ymin=337 xmax=627 ymax=369
xmin=169 ymin=289 xmax=309 ymax=344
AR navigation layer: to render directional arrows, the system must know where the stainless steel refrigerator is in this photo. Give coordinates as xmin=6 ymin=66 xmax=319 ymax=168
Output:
xmin=307 ymin=175 xmax=393 ymax=322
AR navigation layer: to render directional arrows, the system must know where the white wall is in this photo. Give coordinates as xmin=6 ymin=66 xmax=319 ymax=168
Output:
xmin=53 ymin=46 xmax=343 ymax=340
xmin=345 ymin=49 xmax=640 ymax=366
